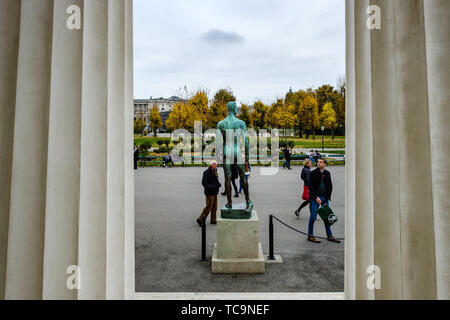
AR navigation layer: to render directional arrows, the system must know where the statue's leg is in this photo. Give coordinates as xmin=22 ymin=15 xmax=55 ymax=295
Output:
xmin=236 ymin=164 xmax=250 ymax=205
xmin=224 ymin=164 xmax=233 ymax=208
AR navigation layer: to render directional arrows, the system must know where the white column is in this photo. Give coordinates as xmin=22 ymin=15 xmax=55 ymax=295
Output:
xmin=344 ymin=0 xmax=356 ymax=301
xmin=369 ymin=0 xmax=402 ymax=300
xmin=1 ymin=0 xmax=134 ymax=300
xmin=42 ymin=0 xmax=84 ymax=300
xmin=124 ymin=0 xmax=136 ymax=300
xmin=78 ymin=0 xmax=109 ymax=300
xmin=423 ymin=0 xmax=450 ymax=300
xmin=393 ymin=0 xmax=437 ymax=299
xmin=353 ymin=0 xmax=374 ymax=300
xmin=106 ymin=0 xmax=126 ymax=300
xmin=0 ymin=0 xmax=21 ymax=300
xmin=5 ymin=0 xmax=54 ymax=299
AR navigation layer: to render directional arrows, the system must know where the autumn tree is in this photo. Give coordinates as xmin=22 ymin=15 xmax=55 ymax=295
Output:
xmin=265 ymin=99 xmax=283 ymax=129
xmin=208 ymin=88 xmax=236 ymax=128
xmin=165 ymin=102 xmax=195 ymax=132
xmin=149 ymin=105 xmax=163 ymax=137
xmin=285 ymin=89 xmax=308 ymax=137
xmin=249 ymin=101 xmax=269 ymax=132
xmin=298 ymin=95 xmax=320 ymax=139
xmin=277 ymin=104 xmax=297 ymax=136
xmin=315 ymin=84 xmax=345 ymax=134
xmin=238 ymin=104 xmax=251 ymax=127
xmin=189 ymin=90 xmax=209 ymax=128
xmin=213 ymin=88 xmax=236 ymax=107
xmin=320 ymin=102 xmax=338 ymax=140
xmin=134 ymin=111 xmax=146 ymax=136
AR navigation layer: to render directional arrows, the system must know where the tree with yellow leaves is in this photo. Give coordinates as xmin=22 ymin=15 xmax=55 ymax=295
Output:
xmin=189 ymin=90 xmax=209 ymax=128
xmin=134 ymin=111 xmax=146 ymax=136
xmin=238 ymin=104 xmax=251 ymax=127
xmin=149 ymin=105 xmax=163 ymax=137
xmin=265 ymin=99 xmax=283 ymax=129
xmin=249 ymin=100 xmax=269 ymax=132
xmin=165 ymin=102 xmax=195 ymax=132
xmin=207 ymin=88 xmax=235 ymax=128
xmin=298 ymin=95 xmax=320 ymax=139
xmin=320 ymin=102 xmax=337 ymax=140
xmin=277 ymin=104 xmax=297 ymax=136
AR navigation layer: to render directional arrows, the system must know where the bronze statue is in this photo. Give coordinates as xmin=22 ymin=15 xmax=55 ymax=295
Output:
xmin=217 ymin=102 xmax=252 ymax=212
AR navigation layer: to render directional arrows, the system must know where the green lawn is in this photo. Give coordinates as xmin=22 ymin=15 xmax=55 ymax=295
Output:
xmin=285 ymin=136 xmax=345 ymax=149
xmin=134 ymin=135 xmax=346 ymax=149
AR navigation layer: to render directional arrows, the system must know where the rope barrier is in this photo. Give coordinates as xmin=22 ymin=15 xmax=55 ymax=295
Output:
xmin=272 ymin=215 xmax=345 ymax=241
xmin=268 ymin=214 xmax=345 ymax=260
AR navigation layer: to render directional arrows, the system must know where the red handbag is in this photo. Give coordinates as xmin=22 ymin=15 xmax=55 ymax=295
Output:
xmin=302 ymin=186 xmax=310 ymax=201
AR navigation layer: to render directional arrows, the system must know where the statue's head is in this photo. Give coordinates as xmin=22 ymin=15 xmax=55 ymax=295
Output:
xmin=226 ymin=101 xmax=238 ymax=116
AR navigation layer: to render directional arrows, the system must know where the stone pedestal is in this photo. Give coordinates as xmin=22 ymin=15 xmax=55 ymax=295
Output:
xmin=211 ymin=210 xmax=265 ymax=274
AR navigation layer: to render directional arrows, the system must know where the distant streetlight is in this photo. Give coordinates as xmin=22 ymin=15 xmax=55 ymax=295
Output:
xmin=321 ymin=126 xmax=325 ymax=152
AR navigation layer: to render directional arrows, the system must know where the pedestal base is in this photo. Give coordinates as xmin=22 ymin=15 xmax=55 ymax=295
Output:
xmin=220 ymin=201 xmax=253 ymax=219
xmin=211 ymin=243 xmax=265 ymax=274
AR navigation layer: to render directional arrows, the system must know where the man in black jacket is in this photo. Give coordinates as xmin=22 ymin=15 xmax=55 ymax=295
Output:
xmin=307 ymin=158 xmax=340 ymax=243
xmin=197 ymin=160 xmax=221 ymax=226
xmin=134 ymin=145 xmax=139 ymax=170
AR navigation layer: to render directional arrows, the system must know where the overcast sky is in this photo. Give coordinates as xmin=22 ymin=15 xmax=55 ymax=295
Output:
xmin=133 ymin=0 xmax=345 ymax=105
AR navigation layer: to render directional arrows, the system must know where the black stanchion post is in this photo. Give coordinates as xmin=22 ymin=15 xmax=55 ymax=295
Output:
xmin=201 ymin=216 xmax=207 ymax=261
xmin=269 ymin=215 xmax=275 ymax=260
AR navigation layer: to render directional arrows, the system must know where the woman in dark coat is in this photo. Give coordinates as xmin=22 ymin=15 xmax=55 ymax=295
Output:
xmin=295 ymin=158 xmax=312 ymax=217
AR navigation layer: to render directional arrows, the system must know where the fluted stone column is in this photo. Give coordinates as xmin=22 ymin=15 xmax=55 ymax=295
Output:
xmin=344 ymin=0 xmax=356 ymax=301
xmin=0 ymin=0 xmax=21 ymax=300
xmin=1 ymin=0 xmax=135 ymax=300
xmin=346 ymin=0 xmax=447 ymax=299
xmin=124 ymin=0 xmax=136 ymax=300
xmin=5 ymin=0 xmax=54 ymax=300
xmin=42 ymin=0 xmax=84 ymax=300
xmin=369 ymin=0 xmax=402 ymax=300
xmin=393 ymin=0 xmax=436 ymax=299
xmin=106 ymin=0 xmax=126 ymax=300
xmin=78 ymin=0 xmax=109 ymax=300
xmin=353 ymin=0 xmax=374 ymax=300
xmin=423 ymin=0 xmax=450 ymax=300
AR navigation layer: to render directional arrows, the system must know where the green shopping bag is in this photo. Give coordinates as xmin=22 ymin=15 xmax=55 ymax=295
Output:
xmin=317 ymin=204 xmax=339 ymax=225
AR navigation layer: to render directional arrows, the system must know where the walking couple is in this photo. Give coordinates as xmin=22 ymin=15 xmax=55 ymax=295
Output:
xmin=295 ymin=158 xmax=340 ymax=244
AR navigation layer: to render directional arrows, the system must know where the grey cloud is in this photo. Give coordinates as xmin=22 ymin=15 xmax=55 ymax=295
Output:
xmin=201 ymin=29 xmax=244 ymax=45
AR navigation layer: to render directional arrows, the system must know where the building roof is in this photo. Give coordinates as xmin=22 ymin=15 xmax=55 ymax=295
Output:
xmin=134 ymin=96 xmax=186 ymax=103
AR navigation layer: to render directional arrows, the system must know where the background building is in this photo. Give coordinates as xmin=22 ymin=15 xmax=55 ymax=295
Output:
xmin=134 ymin=96 xmax=186 ymax=131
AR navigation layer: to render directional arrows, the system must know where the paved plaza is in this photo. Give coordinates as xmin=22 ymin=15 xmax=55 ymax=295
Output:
xmin=135 ymin=166 xmax=345 ymax=292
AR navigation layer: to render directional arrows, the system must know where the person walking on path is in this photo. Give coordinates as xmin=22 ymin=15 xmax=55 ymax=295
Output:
xmin=282 ymin=146 xmax=292 ymax=170
xmin=307 ymin=158 xmax=340 ymax=243
xmin=295 ymin=158 xmax=312 ymax=217
xmin=314 ymin=150 xmax=322 ymax=167
xmin=134 ymin=145 xmax=139 ymax=170
xmin=197 ymin=160 xmax=221 ymax=226
xmin=239 ymin=156 xmax=251 ymax=194
xmin=308 ymin=150 xmax=315 ymax=166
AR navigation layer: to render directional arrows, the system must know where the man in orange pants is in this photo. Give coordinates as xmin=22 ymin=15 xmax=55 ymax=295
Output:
xmin=197 ymin=160 xmax=221 ymax=226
